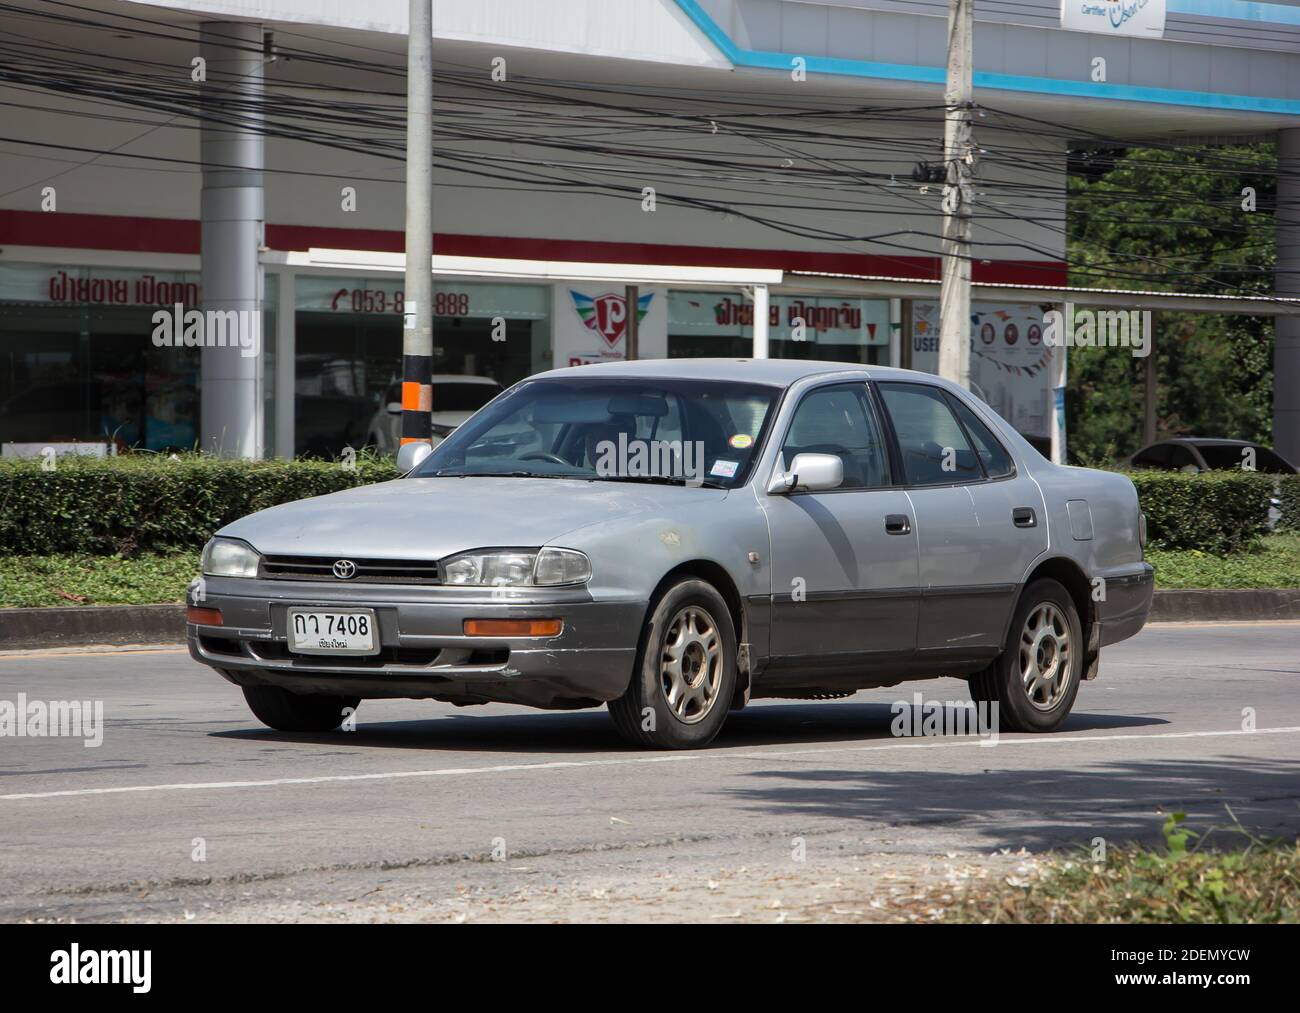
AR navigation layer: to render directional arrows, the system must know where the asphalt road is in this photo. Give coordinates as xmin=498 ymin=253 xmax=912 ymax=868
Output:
xmin=1 ymin=621 xmax=1297 ymax=922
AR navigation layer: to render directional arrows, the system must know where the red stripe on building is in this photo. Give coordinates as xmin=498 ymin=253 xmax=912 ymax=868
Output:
xmin=0 ymin=209 xmax=1068 ymax=287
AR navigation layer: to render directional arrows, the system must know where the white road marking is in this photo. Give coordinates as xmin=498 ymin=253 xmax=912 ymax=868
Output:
xmin=3 ymin=725 xmax=1298 ymax=803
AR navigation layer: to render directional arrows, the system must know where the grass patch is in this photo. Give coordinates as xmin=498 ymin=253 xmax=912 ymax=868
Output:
xmin=1148 ymin=531 xmax=1300 ymax=589
xmin=0 ymin=552 xmax=199 ymax=608
xmin=945 ymin=815 xmax=1300 ymax=924
xmin=0 ymin=534 xmax=1296 ymax=607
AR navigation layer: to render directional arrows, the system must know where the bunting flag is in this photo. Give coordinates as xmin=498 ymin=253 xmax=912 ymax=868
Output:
xmin=972 ymin=345 xmax=1054 ymax=377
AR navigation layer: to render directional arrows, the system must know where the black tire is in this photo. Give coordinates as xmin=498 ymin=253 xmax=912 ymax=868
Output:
xmin=968 ymin=578 xmax=1082 ymax=733
xmin=608 ymin=578 xmax=737 ymax=749
xmin=242 ymin=685 xmax=360 ymax=733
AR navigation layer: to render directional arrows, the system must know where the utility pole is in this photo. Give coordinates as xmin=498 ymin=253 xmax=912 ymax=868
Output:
xmin=937 ymin=0 xmax=974 ymax=388
xmin=624 ymin=285 xmax=639 ymax=361
xmin=401 ymin=0 xmax=434 ymax=447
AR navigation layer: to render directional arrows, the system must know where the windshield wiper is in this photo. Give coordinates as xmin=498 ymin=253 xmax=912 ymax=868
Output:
xmin=430 ymin=469 xmax=569 ymax=479
xmin=599 ymin=474 xmax=729 ymax=489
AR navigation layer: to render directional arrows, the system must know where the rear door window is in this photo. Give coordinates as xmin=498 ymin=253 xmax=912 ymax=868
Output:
xmin=877 ymin=382 xmax=982 ymax=486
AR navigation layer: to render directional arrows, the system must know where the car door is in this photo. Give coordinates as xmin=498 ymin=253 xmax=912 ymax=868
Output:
xmin=875 ymin=381 xmax=1046 ymax=657
xmin=760 ymin=381 xmax=919 ymax=670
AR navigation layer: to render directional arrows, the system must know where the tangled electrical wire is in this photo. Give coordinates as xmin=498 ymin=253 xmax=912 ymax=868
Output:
xmin=0 ymin=0 xmax=1292 ymax=296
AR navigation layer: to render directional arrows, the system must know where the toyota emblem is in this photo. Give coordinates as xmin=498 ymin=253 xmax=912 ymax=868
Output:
xmin=332 ymin=559 xmax=358 ymax=580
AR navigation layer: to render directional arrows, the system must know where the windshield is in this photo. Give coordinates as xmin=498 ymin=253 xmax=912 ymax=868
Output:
xmin=411 ymin=376 xmax=779 ymax=488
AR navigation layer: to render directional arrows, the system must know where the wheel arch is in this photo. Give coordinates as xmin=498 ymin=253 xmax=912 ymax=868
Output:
xmin=648 ymin=559 xmax=751 ymax=707
xmin=1018 ymin=556 xmax=1099 ymax=677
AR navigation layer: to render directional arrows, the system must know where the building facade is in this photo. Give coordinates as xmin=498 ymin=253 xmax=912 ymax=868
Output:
xmin=1 ymin=0 xmax=1297 ymax=459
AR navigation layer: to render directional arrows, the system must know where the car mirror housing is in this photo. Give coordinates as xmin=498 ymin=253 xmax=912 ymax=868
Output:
xmin=396 ymin=441 xmax=433 ymax=474
xmin=768 ymin=452 xmax=843 ymax=494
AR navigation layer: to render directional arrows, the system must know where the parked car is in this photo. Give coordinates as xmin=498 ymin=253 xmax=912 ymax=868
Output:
xmin=189 ymin=359 xmax=1153 ymax=749
xmin=1129 ymin=437 xmax=1297 ymax=475
xmin=366 ymin=374 xmax=502 ymax=454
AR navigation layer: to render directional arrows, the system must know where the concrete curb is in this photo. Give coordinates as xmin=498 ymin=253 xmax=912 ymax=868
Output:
xmin=0 ymin=591 xmax=1297 ymax=651
xmin=1147 ymin=589 xmax=1300 ymax=622
xmin=0 ymin=604 xmax=185 ymax=650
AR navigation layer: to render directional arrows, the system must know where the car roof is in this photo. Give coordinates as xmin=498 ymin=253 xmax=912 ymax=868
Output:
xmin=533 ymin=357 xmax=944 ymax=388
xmin=1157 ymin=437 xmax=1257 ymax=447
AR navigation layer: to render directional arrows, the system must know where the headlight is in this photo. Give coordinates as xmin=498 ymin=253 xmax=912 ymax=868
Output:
xmin=533 ymin=547 xmax=591 ymax=586
xmin=201 ymin=537 xmax=261 ymax=578
xmin=440 ymin=547 xmax=590 ymax=587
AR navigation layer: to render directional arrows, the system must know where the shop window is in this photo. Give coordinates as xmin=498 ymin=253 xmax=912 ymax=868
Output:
xmin=292 ymin=277 xmax=550 ymax=458
xmin=0 ymin=265 xmax=202 ymax=453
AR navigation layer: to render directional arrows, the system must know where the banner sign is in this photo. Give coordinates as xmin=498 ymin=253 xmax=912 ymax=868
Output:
xmin=910 ymin=301 xmax=1056 ymax=439
xmin=553 ymin=284 xmax=668 ymax=367
xmin=1061 ymin=0 xmax=1166 ymax=38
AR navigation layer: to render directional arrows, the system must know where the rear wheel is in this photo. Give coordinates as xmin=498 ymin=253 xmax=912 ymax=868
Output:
xmin=968 ymin=578 xmax=1082 ymax=733
xmin=608 ymin=579 xmax=737 ymax=749
xmin=242 ymin=685 xmax=360 ymax=732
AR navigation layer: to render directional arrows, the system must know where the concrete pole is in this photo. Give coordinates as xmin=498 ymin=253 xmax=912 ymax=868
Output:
xmin=752 ymin=284 xmax=770 ymax=358
xmin=1143 ymin=333 xmax=1158 ymax=447
xmin=1276 ymin=129 xmax=1300 ymax=465
xmin=624 ymin=285 xmax=639 ymax=360
xmin=199 ymin=22 xmax=264 ymax=458
xmin=401 ymin=0 xmax=434 ymax=447
xmin=937 ymin=0 xmax=974 ymax=389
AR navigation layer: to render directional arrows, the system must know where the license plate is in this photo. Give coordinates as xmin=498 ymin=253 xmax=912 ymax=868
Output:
xmin=287 ymin=608 xmax=379 ymax=656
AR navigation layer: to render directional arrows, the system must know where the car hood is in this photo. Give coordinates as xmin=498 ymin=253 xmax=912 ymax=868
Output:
xmin=219 ymin=476 xmax=724 ymax=559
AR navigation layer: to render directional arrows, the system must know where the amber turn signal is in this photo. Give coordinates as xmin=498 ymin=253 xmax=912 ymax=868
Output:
xmin=186 ymin=606 xmax=223 ymax=626
xmin=463 ymin=618 xmax=562 ymax=637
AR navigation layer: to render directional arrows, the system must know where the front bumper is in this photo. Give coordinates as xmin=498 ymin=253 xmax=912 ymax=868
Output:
xmin=187 ymin=577 xmax=644 ymax=709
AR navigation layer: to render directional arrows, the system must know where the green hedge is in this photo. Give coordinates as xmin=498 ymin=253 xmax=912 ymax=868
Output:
xmin=0 ymin=454 xmax=1282 ymax=557
xmin=1277 ymin=474 xmax=1300 ymax=533
xmin=1127 ymin=470 xmax=1275 ymax=554
xmin=0 ymin=454 xmax=396 ymax=556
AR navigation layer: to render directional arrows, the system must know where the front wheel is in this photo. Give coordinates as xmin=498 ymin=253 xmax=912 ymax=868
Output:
xmin=608 ymin=579 xmax=737 ymax=749
xmin=242 ymin=684 xmax=360 ymax=732
xmin=968 ymin=578 xmax=1082 ymax=733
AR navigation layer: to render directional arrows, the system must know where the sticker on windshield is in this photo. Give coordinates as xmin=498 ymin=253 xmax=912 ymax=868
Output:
xmin=728 ymin=434 xmax=753 ymax=449
xmin=710 ymin=459 xmax=739 ymax=478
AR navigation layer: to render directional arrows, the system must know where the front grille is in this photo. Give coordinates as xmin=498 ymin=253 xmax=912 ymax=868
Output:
xmin=260 ymin=555 xmax=441 ymax=584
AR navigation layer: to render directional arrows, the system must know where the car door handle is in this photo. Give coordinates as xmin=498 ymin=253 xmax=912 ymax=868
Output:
xmin=1012 ymin=507 xmax=1037 ymax=528
xmin=885 ymin=513 xmax=911 ymax=535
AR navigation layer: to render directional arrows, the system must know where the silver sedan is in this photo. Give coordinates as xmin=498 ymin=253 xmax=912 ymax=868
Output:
xmin=189 ymin=359 xmax=1153 ymax=748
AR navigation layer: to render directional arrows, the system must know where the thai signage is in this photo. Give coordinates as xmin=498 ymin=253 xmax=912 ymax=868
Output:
xmin=668 ymin=292 xmax=889 ymax=345
xmin=0 ymin=264 xmax=201 ymax=306
xmin=1060 ymin=0 xmax=1166 ymax=38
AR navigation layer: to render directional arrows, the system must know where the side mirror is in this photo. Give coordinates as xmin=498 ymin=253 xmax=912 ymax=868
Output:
xmin=396 ymin=441 xmax=432 ymax=474
xmin=385 ymin=401 xmax=402 ymax=415
xmin=768 ymin=452 xmax=843 ymax=494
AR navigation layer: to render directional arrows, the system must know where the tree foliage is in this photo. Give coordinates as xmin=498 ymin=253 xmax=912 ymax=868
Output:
xmin=1065 ymin=144 xmax=1276 ymax=462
